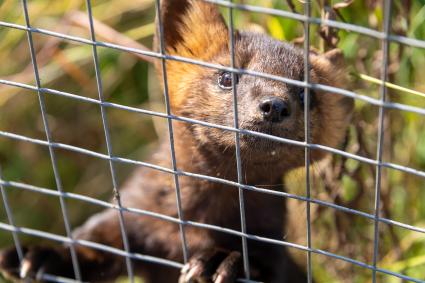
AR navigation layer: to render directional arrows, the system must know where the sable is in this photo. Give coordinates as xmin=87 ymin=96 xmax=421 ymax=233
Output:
xmin=0 ymin=0 xmax=353 ymax=282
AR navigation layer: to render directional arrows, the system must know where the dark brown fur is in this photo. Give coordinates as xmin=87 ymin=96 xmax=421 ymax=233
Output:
xmin=0 ymin=0 xmax=353 ymax=282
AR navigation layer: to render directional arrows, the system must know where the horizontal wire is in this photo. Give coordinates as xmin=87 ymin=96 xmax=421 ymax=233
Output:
xmin=36 ymin=273 xmax=83 ymax=283
xmin=0 ymin=216 xmax=422 ymax=283
xmin=1 ymin=163 xmax=424 ymax=239
xmin=1 ymin=21 xmax=425 ymax=117
xmin=1 ymin=78 xmax=425 ymax=180
xmin=1 ymin=0 xmax=425 ymax=50
xmin=202 ymin=0 xmax=425 ymax=49
xmin=1 ymin=130 xmax=425 ymax=236
xmin=0 ymin=222 xmax=183 ymax=270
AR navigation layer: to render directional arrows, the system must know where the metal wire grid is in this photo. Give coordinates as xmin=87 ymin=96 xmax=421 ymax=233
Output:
xmin=154 ymin=0 xmax=190 ymax=267
xmin=85 ymin=0 xmax=135 ymax=280
xmin=372 ymin=2 xmax=392 ymax=282
xmin=228 ymin=1 xmax=250 ymax=279
xmin=303 ymin=2 xmax=313 ymax=282
xmin=0 ymin=0 xmax=424 ymax=282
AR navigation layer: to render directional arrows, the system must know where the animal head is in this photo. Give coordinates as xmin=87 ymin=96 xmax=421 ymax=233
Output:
xmin=154 ymin=0 xmax=353 ymax=169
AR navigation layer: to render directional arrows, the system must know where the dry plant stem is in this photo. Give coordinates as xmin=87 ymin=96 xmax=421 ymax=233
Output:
xmin=319 ymin=0 xmax=339 ymax=50
xmin=0 ymin=10 xmax=156 ymax=105
xmin=66 ymin=11 xmax=155 ymax=64
xmin=286 ymin=0 xmax=297 ymax=14
xmin=0 ymin=19 xmax=70 ymax=103
xmin=1 ymin=7 xmax=157 ymax=102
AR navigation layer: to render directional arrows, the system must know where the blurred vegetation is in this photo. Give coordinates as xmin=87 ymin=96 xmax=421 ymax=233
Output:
xmin=0 ymin=0 xmax=425 ymax=282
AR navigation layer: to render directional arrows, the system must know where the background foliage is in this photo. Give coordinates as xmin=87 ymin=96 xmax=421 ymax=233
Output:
xmin=0 ymin=0 xmax=424 ymax=282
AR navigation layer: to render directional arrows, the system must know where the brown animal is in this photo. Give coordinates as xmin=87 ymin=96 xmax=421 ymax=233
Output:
xmin=0 ymin=0 xmax=353 ymax=282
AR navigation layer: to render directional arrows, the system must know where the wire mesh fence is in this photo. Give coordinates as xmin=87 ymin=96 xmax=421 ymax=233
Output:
xmin=0 ymin=0 xmax=424 ymax=282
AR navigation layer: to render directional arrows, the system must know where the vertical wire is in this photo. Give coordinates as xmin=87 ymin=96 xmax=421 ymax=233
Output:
xmin=20 ymin=1 xmax=82 ymax=280
xmin=303 ymin=1 xmax=313 ymax=282
xmin=0 ymin=165 xmax=25 ymax=263
xmin=84 ymin=1 xmax=135 ymax=281
xmin=372 ymin=1 xmax=392 ymax=282
xmin=228 ymin=1 xmax=250 ymax=279
xmin=154 ymin=0 xmax=189 ymax=263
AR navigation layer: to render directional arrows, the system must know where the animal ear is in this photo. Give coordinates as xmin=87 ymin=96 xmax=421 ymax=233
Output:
xmin=310 ymin=48 xmax=345 ymax=75
xmin=322 ymin=48 xmax=344 ymax=68
xmin=154 ymin=0 xmax=228 ymax=58
xmin=311 ymin=48 xmax=354 ymax=114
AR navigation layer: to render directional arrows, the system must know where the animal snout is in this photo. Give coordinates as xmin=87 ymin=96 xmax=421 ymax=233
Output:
xmin=259 ymin=97 xmax=290 ymax=123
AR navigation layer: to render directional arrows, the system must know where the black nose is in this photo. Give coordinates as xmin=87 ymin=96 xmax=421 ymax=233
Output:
xmin=259 ymin=97 xmax=290 ymax=123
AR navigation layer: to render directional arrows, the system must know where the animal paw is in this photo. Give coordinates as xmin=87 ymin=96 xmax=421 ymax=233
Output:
xmin=178 ymin=249 xmax=242 ymax=283
xmin=0 ymin=246 xmax=73 ymax=281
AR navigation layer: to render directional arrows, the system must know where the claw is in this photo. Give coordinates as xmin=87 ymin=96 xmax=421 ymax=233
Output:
xmin=179 ymin=249 xmax=242 ymax=283
xmin=185 ymin=262 xmax=203 ymax=282
xmin=20 ymin=259 xmax=32 ymax=279
xmin=181 ymin=263 xmax=191 ymax=274
xmin=213 ymin=273 xmax=225 ymax=283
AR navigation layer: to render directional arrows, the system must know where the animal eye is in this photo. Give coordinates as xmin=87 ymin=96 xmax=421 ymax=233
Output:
xmin=299 ymin=89 xmax=316 ymax=110
xmin=218 ymin=71 xmax=238 ymax=90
